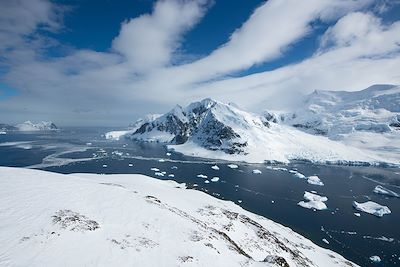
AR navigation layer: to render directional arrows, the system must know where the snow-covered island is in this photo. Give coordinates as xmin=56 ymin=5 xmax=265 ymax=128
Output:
xmin=105 ymin=84 xmax=400 ymax=166
xmin=0 ymin=167 xmax=358 ymax=267
xmin=0 ymin=121 xmax=58 ymax=132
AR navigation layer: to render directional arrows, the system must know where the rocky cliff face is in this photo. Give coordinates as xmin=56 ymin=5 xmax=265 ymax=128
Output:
xmin=129 ymin=98 xmax=264 ymax=154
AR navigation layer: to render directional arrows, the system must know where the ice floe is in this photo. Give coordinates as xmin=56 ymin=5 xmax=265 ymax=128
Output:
xmin=298 ymin=191 xmax=328 ymax=211
xmin=353 ymin=201 xmax=391 ymax=217
xmin=150 ymin=168 xmax=160 ymax=172
xmin=197 ymin=174 xmax=208 ymax=179
xmin=369 ymin=255 xmax=381 ymax=263
xmin=373 ymin=185 xmax=400 ymax=198
xmin=211 ymin=165 xmax=219 ymax=170
xmin=252 ymin=169 xmax=262 ymax=174
xmin=211 ymin=177 xmax=220 ymax=182
xmin=154 ymin=172 xmax=164 ymax=177
xmin=307 ymin=175 xmax=324 ymax=186
xmin=227 ymin=164 xmax=238 ymax=169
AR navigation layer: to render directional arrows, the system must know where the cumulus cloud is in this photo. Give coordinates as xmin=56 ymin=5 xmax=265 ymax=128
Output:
xmin=0 ymin=0 xmax=399 ymax=125
xmin=112 ymin=0 xmax=210 ymax=72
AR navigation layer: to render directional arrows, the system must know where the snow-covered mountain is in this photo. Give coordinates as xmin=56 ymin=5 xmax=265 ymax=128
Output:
xmin=0 ymin=167 xmax=358 ymax=267
xmin=0 ymin=121 xmax=58 ymax=132
xmin=121 ymin=97 xmax=396 ymax=165
xmin=278 ymin=84 xmax=400 ymax=137
xmin=14 ymin=121 xmax=58 ymax=131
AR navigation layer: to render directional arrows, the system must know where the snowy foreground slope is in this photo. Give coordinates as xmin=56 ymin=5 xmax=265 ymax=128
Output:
xmin=110 ymin=89 xmax=399 ymax=164
xmin=0 ymin=167 xmax=357 ymax=267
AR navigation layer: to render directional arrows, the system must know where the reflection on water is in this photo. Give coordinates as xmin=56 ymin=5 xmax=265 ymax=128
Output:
xmin=0 ymin=127 xmax=399 ymax=266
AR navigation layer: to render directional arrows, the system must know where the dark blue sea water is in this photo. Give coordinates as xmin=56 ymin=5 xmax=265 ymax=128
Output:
xmin=0 ymin=127 xmax=399 ymax=266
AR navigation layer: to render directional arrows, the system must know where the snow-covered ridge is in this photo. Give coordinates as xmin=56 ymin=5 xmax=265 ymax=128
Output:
xmin=0 ymin=167 xmax=358 ymax=267
xmin=109 ymin=91 xmax=399 ymax=165
xmin=277 ymin=84 xmax=400 ymax=137
xmin=1 ymin=121 xmax=58 ymax=132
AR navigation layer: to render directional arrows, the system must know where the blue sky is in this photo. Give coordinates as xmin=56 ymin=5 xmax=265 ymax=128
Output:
xmin=0 ymin=0 xmax=399 ymax=126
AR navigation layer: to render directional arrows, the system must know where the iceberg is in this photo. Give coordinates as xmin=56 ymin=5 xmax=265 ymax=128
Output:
xmin=211 ymin=177 xmax=220 ymax=182
xmin=298 ymin=191 xmax=328 ymax=211
xmin=353 ymin=201 xmax=391 ymax=217
xmin=307 ymin=175 xmax=324 ymax=186
xmin=227 ymin=164 xmax=239 ymax=169
xmin=211 ymin=165 xmax=220 ymax=170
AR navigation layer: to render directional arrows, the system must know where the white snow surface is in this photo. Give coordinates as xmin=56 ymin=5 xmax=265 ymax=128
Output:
xmin=298 ymin=192 xmax=328 ymax=211
xmin=0 ymin=167 xmax=358 ymax=267
xmin=353 ymin=201 xmax=391 ymax=217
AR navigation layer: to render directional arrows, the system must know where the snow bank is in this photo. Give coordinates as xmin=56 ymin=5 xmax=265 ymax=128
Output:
xmin=353 ymin=201 xmax=391 ymax=217
xmin=298 ymin=191 xmax=328 ymax=211
xmin=0 ymin=167 xmax=358 ymax=267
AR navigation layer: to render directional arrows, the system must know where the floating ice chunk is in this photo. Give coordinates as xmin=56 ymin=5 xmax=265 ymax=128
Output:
xmin=211 ymin=177 xmax=219 ymax=182
xmin=369 ymin=255 xmax=381 ymax=263
xmin=272 ymin=167 xmax=287 ymax=171
xmin=166 ymin=152 xmax=171 ymax=156
xmin=307 ymin=175 xmax=324 ymax=186
xmin=290 ymin=170 xmax=306 ymax=179
xmin=197 ymin=174 xmax=208 ymax=179
xmin=204 ymin=180 xmax=210 ymax=184
xmin=227 ymin=164 xmax=238 ymax=169
xmin=238 ymin=200 xmax=243 ymax=203
xmin=353 ymin=201 xmax=391 ymax=217
xmin=298 ymin=191 xmax=328 ymax=211
xmin=102 ymin=164 xmax=107 ymax=168
xmin=211 ymin=165 xmax=220 ymax=170
xmin=151 ymin=168 xmax=160 ymax=172
xmin=0 ymin=131 xmax=6 ymax=135
xmin=252 ymin=169 xmax=262 ymax=174
xmin=154 ymin=172 xmax=164 ymax=177
xmin=128 ymin=163 xmax=133 ymax=167
xmin=271 ymin=200 xmax=275 ymax=204
xmin=354 ymin=213 xmax=361 ymax=217
xmin=171 ymin=166 xmax=178 ymax=170
xmin=111 ymin=151 xmax=123 ymax=157
xmin=373 ymin=185 xmax=400 ymax=198
xmin=158 ymin=159 xmax=165 ymax=162
xmin=322 ymin=239 xmax=329 ymax=244
xmin=168 ymin=174 xmax=175 ymax=178
xmin=161 ymin=171 xmax=166 ymax=175
xmin=86 ymin=142 xmax=92 ymax=146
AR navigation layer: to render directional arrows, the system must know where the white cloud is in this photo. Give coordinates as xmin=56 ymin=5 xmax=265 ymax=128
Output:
xmin=112 ymin=0 xmax=209 ymax=72
xmin=0 ymin=0 xmax=399 ymax=126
